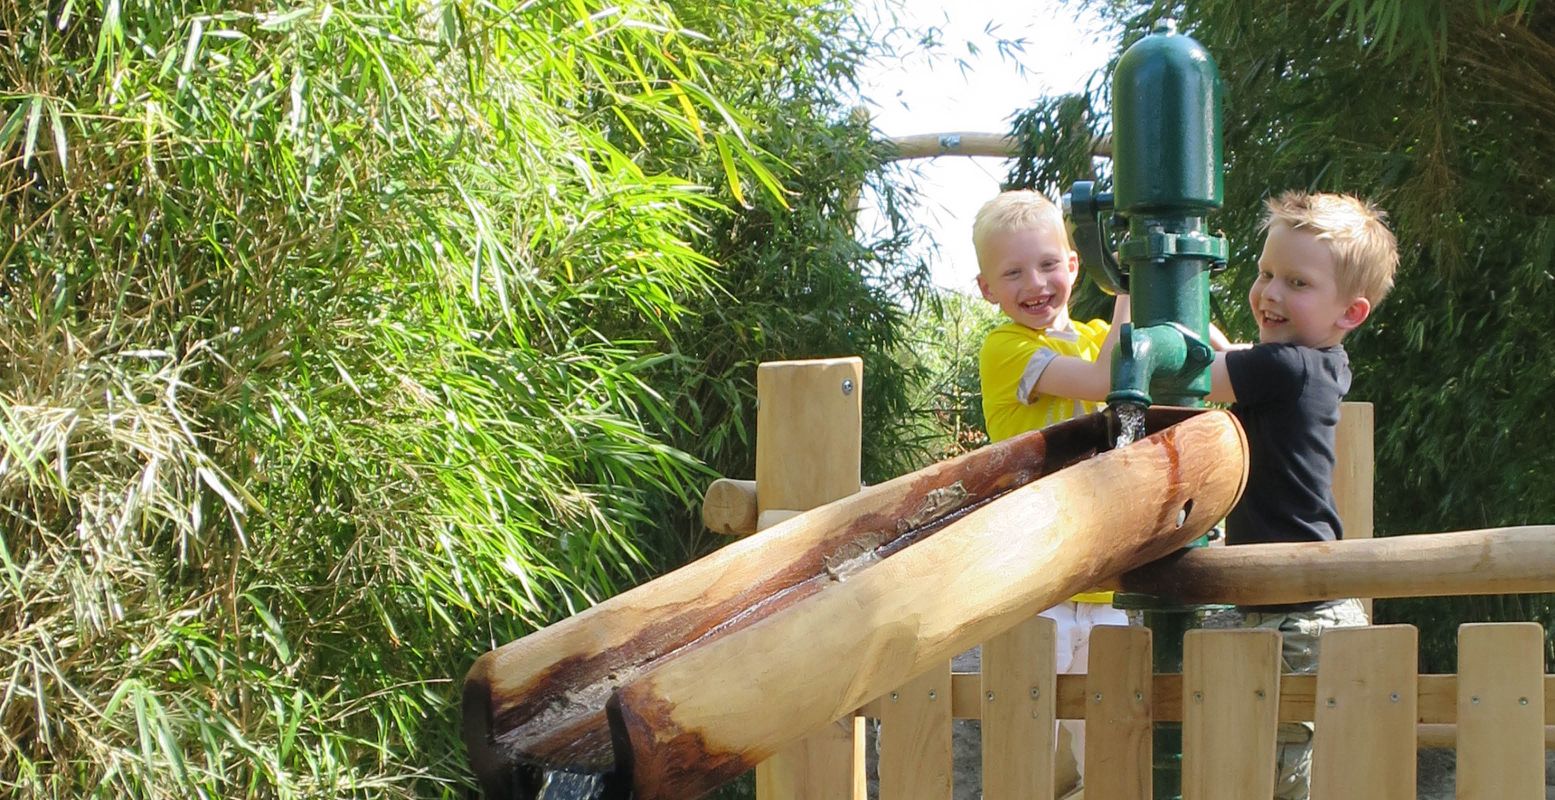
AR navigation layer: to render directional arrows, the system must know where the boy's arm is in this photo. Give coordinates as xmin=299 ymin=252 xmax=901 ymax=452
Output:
xmin=1204 ymin=322 xmax=1250 ymax=403
xmin=1030 ymin=295 xmax=1131 ymax=403
xmin=1206 ymin=352 xmax=1237 ymax=403
xmin=1208 ymin=322 xmax=1253 ymax=352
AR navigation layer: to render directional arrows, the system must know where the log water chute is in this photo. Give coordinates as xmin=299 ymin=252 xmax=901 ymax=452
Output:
xmin=462 ymin=408 xmax=1248 ymax=799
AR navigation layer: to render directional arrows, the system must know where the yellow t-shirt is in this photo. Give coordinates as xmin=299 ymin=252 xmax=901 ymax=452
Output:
xmin=979 ymin=318 xmax=1114 ymax=604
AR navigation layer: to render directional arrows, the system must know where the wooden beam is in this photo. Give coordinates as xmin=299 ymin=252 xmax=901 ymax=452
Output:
xmin=608 ymin=411 xmax=1248 ymax=799
xmin=881 ymin=132 xmax=1113 ymax=161
xmin=462 ymin=407 xmax=1205 ymax=791
xmin=702 ymin=478 xmax=758 ymax=536
xmin=882 ymin=672 xmax=1555 ymax=727
xmin=1115 ymin=526 xmax=1555 ymax=606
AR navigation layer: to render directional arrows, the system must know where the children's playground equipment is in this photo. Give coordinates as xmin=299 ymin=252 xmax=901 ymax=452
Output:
xmin=462 ymin=19 xmax=1555 ymax=800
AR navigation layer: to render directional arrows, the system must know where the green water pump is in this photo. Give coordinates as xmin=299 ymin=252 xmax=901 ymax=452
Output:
xmin=1065 ymin=18 xmax=1227 ymax=410
xmin=1063 ymin=19 xmax=1230 ymax=800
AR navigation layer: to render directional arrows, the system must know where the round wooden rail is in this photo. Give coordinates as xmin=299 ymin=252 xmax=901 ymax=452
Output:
xmin=701 ymin=478 xmax=758 ymax=535
xmin=1115 ymin=526 xmax=1555 ymax=605
xmin=881 ymin=132 xmax=1113 ymax=161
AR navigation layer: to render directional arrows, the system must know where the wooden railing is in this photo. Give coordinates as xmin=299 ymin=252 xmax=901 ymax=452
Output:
xmin=852 ymin=620 xmax=1550 ymax=799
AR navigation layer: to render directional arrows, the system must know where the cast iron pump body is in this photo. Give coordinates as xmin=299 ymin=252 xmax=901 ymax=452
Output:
xmin=1065 ymin=18 xmax=1227 ymax=410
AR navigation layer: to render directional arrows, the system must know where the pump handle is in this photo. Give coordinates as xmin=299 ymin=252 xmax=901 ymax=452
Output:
xmin=1063 ymin=181 xmax=1128 ymax=295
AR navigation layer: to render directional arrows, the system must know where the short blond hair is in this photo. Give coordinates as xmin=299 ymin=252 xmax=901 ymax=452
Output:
xmin=972 ymin=190 xmax=1069 ymax=272
xmin=1263 ymin=191 xmax=1399 ymax=305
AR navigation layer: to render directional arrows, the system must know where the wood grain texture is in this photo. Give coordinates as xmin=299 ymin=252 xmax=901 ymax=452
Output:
xmin=1311 ymin=625 xmax=1417 ymax=800
xmin=1083 ymin=626 xmax=1153 ymax=800
xmin=981 ymin=615 xmax=1057 ymax=800
xmin=1182 ymin=629 xmax=1280 ymax=800
xmin=1457 ymin=623 xmax=1545 ymax=799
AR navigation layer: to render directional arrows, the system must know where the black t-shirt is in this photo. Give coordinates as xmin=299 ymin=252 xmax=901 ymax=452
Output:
xmin=1224 ymin=343 xmax=1351 ymax=547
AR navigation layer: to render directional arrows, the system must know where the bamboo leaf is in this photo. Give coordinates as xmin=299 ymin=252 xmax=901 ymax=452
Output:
xmin=177 ymin=17 xmax=206 ymax=95
xmin=0 ymin=101 xmax=27 ymax=152
xmin=94 ymin=0 xmax=122 ymax=72
xmin=47 ymin=100 xmax=67 ymax=174
xmin=21 ymin=95 xmax=41 ymax=168
xmin=714 ymin=135 xmax=745 ymax=207
xmin=669 ymin=81 xmax=704 ymax=143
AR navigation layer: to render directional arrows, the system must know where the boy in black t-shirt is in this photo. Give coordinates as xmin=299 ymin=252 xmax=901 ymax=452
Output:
xmin=1204 ymin=191 xmax=1399 ymax=800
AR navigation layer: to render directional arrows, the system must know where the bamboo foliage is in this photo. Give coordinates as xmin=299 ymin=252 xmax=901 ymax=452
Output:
xmin=0 ymin=1 xmax=926 ymax=797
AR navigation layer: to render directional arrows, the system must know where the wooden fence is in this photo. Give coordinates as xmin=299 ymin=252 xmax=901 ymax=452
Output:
xmin=852 ymin=620 xmax=1548 ymax=799
xmin=720 ymin=358 xmax=1552 ymax=800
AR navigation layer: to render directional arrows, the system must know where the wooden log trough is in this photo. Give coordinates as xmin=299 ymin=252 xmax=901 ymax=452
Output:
xmin=461 ymin=408 xmax=1249 ymax=799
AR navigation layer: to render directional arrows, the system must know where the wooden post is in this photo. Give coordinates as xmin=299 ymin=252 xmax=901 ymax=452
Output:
xmin=1333 ymin=402 xmax=1374 ymax=616
xmin=753 ymin=358 xmax=866 ymax=800
xmin=877 ymin=662 xmax=954 ymax=799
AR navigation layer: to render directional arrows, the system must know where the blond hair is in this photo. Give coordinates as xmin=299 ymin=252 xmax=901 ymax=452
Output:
xmin=1263 ymin=191 xmax=1399 ymax=305
xmin=972 ymin=190 xmax=1069 ymax=272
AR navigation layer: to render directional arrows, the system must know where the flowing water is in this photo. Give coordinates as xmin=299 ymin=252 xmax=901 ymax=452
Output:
xmin=535 ymin=769 xmax=612 ymax=800
xmin=1112 ymin=402 xmax=1148 ymax=449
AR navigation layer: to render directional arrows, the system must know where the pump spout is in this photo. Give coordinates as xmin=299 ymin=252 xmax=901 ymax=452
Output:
xmin=1107 ymin=321 xmax=1214 ymax=410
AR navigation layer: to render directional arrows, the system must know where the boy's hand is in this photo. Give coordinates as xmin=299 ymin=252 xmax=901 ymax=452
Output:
xmin=1208 ymin=322 xmax=1250 ymax=352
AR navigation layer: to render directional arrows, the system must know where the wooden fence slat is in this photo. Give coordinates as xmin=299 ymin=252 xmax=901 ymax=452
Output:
xmin=753 ymin=358 xmax=864 ymax=800
xmin=878 ymin=661 xmax=953 ymax=800
xmin=1458 ymin=622 xmax=1545 ymax=799
xmin=1182 ymin=629 xmax=1281 ymax=800
xmin=1311 ymin=624 xmax=1417 ymax=800
xmin=1083 ymin=625 xmax=1153 ymax=800
xmin=982 ymin=615 xmax=1057 ymax=800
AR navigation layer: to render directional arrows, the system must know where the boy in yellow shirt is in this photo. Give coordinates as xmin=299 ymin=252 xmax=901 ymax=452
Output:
xmin=974 ymin=189 xmax=1129 ymax=777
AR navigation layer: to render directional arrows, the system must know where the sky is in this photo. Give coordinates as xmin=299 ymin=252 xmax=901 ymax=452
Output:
xmin=852 ymin=0 xmax=1115 ymax=295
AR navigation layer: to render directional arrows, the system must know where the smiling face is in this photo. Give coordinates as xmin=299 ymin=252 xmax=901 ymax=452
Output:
xmin=975 ymin=221 xmax=1079 ymax=332
xmin=1249 ymin=221 xmax=1372 ymax=348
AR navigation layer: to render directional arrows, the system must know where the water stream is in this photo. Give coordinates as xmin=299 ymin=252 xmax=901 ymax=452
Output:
xmin=1112 ymin=401 xmax=1148 ymax=449
xmin=534 ymin=768 xmax=614 ymax=800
